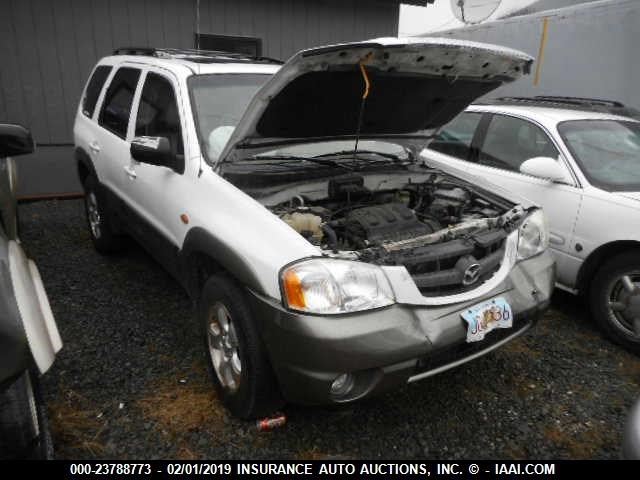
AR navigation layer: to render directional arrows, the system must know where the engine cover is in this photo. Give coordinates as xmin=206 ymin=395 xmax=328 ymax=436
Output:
xmin=344 ymin=203 xmax=435 ymax=245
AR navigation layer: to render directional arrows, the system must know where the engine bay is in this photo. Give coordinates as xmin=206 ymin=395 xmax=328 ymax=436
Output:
xmin=264 ymin=172 xmax=527 ymax=296
xmin=268 ymin=174 xmax=520 ymax=250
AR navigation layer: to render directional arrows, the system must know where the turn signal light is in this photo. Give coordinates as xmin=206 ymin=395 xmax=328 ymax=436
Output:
xmin=283 ymin=270 xmax=306 ymax=309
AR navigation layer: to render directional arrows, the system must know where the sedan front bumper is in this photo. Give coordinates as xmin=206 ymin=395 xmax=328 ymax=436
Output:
xmin=248 ymin=251 xmax=555 ymax=405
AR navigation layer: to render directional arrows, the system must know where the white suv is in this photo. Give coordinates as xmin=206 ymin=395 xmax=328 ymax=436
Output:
xmin=424 ymin=97 xmax=640 ymax=353
xmin=74 ymin=39 xmax=555 ymax=418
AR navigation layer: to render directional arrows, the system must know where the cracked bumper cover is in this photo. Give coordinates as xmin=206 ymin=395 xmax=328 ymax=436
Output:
xmin=247 ymin=250 xmax=555 ymax=405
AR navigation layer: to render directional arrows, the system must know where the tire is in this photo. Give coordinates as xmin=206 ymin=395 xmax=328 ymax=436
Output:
xmin=199 ymin=274 xmax=283 ymax=419
xmin=83 ymin=175 xmax=122 ymax=253
xmin=0 ymin=370 xmax=54 ymax=459
xmin=589 ymin=252 xmax=640 ymax=354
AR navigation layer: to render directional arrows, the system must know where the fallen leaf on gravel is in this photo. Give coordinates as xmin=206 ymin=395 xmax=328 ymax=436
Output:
xmin=136 ymin=377 xmax=227 ymax=436
xmin=543 ymin=422 xmax=615 ymax=459
xmin=48 ymin=389 xmax=107 ymax=458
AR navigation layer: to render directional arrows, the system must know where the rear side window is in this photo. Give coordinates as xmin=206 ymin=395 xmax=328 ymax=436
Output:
xmin=478 ymin=115 xmax=559 ymax=172
xmin=99 ymin=67 xmax=141 ymax=139
xmin=82 ymin=65 xmax=112 ymax=118
xmin=135 ymin=73 xmax=184 ymax=155
xmin=429 ymin=112 xmax=482 ymax=160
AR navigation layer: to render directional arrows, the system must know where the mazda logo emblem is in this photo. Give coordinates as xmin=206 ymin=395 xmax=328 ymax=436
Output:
xmin=462 ymin=263 xmax=481 ymax=286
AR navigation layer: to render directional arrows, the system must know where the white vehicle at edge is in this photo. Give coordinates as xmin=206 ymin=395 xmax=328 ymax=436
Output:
xmin=0 ymin=123 xmax=62 ymax=459
xmin=423 ymin=101 xmax=640 ymax=353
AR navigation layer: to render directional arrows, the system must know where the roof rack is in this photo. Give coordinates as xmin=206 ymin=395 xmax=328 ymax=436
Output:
xmin=112 ymin=47 xmax=283 ymax=65
xmin=501 ymin=96 xmax=625 ymax=108
xmin=533 ymin=96 xmax=626 ymax=108
xmin=481 ymin=95 xmax=640 ymax=120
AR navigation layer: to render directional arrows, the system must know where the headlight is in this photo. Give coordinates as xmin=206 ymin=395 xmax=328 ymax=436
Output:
xmin=517 ymin=209 xmax=549 ymax=260
xmin=281 ymin=259 xmax=395 ymax=314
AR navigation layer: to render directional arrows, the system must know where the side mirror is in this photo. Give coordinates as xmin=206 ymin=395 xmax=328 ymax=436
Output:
xmin=0 ymin=124 xmax=35 ymax=158
xmin=130 ymin=136 xmax=176 ymax=170
xmin=519 ymin=156 xmax=570 ymax=183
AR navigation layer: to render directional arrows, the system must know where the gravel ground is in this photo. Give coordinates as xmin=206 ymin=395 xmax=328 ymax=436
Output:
xmin=19 ymin=198 xmax=640 ymax=460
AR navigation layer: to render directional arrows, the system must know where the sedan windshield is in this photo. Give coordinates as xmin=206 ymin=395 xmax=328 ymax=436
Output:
xmin=189 ymin=73 xmax=271 ymax=162
xmin=558 ymin=119 xmax=640 ymax=191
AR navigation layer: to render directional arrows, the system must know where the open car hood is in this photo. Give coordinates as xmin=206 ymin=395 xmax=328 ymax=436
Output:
xmin=218 ymin=37 xmax=533 ymax=164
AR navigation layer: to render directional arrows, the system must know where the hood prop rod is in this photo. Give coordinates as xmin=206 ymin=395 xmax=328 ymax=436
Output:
xmin=353 ymin=53 xmax=373 ymax=162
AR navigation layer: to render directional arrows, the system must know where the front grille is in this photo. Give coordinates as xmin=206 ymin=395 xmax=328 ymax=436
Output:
xmin=403 ymin=229 xmax=508 ymax=297
xmin=413 ymin=314 xmax=531 ymax=377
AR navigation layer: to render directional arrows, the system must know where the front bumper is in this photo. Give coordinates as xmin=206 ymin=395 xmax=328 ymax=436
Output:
xmin=248 ymin=251 xmax=555 ymax=405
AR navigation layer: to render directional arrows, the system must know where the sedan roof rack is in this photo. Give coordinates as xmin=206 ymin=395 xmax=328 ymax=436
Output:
xmin=481 ymin=95 xmax=640 ymax=120
xmin=501 ymin=96 xmax=625 ymax=108
xmin=534 ymin=96 xmax=625 ymax=108
xmin=112 ymin=47 xmax=284 ymax=65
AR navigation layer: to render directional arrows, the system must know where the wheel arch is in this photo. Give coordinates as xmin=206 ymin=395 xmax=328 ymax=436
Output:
xmin=75 ymin=147 xmax=96 ymax=186
xmin=577 ymin=240 xmax=640 ymax=294
xmin=180 ymin=227 xmax=268 ymax=300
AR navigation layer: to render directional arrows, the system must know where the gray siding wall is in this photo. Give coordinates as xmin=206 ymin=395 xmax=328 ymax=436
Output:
xmin=0 ymin=0 xmax=400 ymax=145
xmin=436 ymin=0 xmax=639 ymax=108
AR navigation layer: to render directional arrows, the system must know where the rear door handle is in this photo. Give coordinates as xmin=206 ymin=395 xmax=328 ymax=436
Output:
xmin=123 ymin=165 xmax=137 ymax=179
xmin=89 ymin=141 xmax=101 ymax=154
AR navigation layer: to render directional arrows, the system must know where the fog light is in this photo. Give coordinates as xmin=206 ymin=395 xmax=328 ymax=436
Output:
xmin=330 ymin=373 xmax=354 ymax=397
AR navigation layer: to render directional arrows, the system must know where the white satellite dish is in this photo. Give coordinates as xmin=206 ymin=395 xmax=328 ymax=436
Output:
xmin=450 ymin=0 xmax=502 ymax=24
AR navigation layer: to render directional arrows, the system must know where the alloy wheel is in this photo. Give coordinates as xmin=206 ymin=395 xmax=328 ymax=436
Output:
xmin=607 ymin=272 xmax=640 ymax=339
xmin=206 ymin=302 xmax=242 ymax=392
xmin=86 ymin=192 xmax=101 ymax=239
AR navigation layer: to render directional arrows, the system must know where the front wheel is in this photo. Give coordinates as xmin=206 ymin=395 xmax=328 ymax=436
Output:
xmin=0 ymin=370 xmax=54 ymax=459
xmin=83 ymin=175 xmax=123 ymax=253
xmin=199 ymin=274 xmax=283 ymax=419
xmin=590 ymin=252 xmax=640 ymax=354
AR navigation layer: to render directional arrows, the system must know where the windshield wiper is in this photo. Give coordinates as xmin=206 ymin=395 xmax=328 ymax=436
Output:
xmin=313 ymin=149 xmax=413 ymax=164
xmin=253 ymin=154 xmax=354 ymax=171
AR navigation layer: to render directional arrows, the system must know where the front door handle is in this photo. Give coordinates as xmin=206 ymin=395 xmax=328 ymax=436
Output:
xmin=89 ymin=141 xmax=101 ymax=154
xmin=123 ymin=165 xmax=137 ymax=179
xmin=549 ymin=232 xmax=565 ymax=246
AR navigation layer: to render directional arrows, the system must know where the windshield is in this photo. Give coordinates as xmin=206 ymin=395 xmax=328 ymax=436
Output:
xmin=558 ymin=119 xmax=640 ymax=192
xmin=189 ymin=73 xmax=271 ymax=162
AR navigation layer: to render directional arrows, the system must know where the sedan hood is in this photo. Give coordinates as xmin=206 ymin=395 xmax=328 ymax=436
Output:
xmin=219 ymin=37 xmax=533 ymax=164
xmin=423 ymin=156 xmax=538 ymax=210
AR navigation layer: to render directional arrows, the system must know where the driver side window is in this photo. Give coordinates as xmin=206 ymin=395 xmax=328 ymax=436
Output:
xmin=135 ymin=72 xmax=184 ymax=155
xmin=478 ymin=115 xmax=558 ymax=173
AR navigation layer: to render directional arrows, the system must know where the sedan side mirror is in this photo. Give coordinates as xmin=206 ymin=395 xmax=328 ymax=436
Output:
xmin=130 ymin=136 xmax=177 ymax=170
xmin=0 ymin=123 xmax=35 ymax=158
xmin=520 ymin=156 xmax=571 ymax=183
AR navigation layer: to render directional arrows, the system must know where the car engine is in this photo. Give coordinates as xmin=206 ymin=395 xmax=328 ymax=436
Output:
xmin=268 ymin=174 xmax=526 ymax=296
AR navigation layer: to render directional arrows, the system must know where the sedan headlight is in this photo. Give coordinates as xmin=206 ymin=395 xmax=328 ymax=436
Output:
xmin=517 ymin=209 xmax=549 ymax=260
xmin=281 ymin=259 xmax=395 ymax=314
